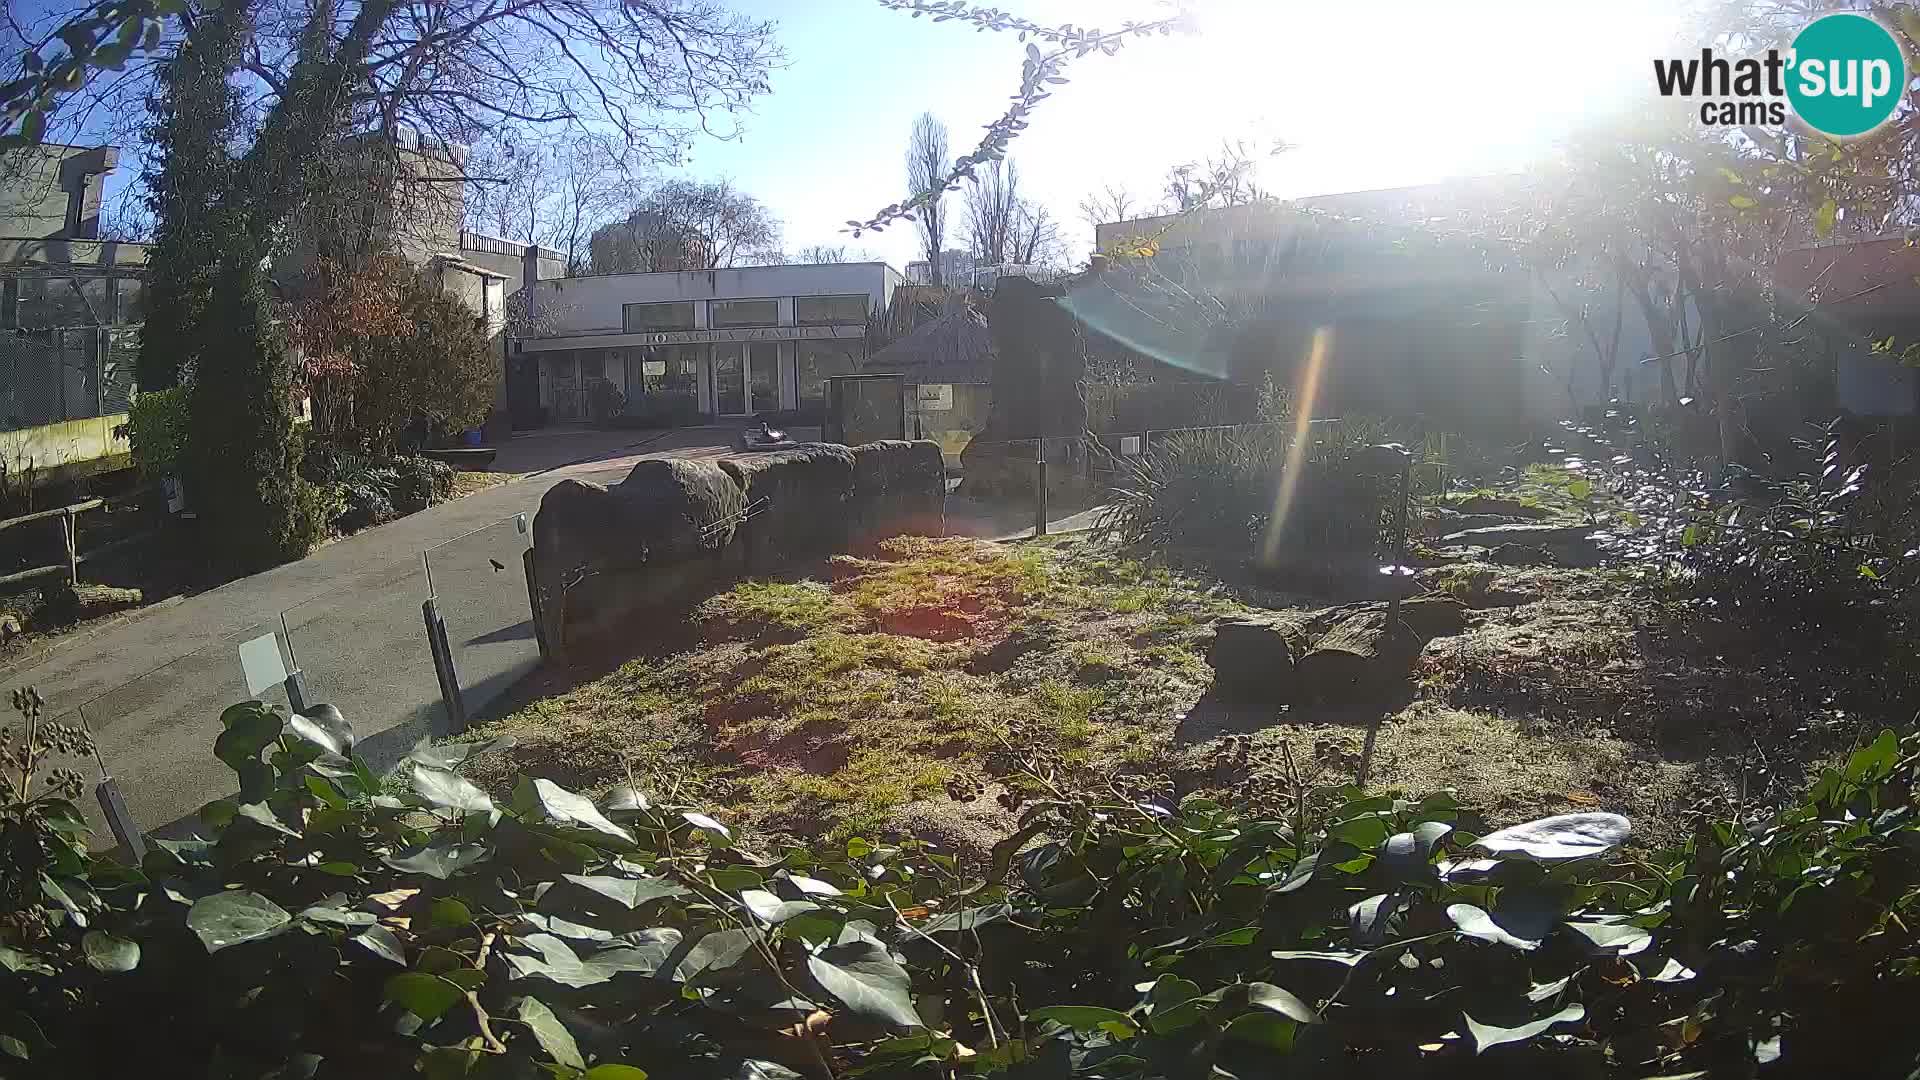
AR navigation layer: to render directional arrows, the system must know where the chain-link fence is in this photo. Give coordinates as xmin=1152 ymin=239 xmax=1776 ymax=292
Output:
xmin=0 ymin=326 xmax=139 ymax=431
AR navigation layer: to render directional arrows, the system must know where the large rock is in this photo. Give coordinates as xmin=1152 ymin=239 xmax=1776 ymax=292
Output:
xmin=1206 ymin=616 xmax=1306 ymax=703
xmin=720 ymin=443 xmax=856 ymax=570
xmin=1440 ymin=523 xmax=1604 ymax=568
xmin=849 ymin=439 xmax=946 ymax=550
xmin=532 ymin=457 xmax=745 ymax=654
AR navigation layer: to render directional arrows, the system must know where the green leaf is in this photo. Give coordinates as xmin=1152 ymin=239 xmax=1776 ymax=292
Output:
xmin=0 ymin=946 xmax=54 ymax=976
xmin=79 ymin=930 xmax=138 ymax=972
xmin=682 ymin=811 xmax=733 ymax=845
xmin=674 ymin=928 xmax=759 ymax=983
xmin=353 ymin=925 xmax=406 ymax=965
xmin=504 ymin=930 xmax=683 ymax=988
xmin=235 ymin=801 xmax=298 ymax=836
xmin=1563 ymin=921 xmax=1652 ymax=956
xmin=1814 ymin=198 xmax=1838 ymax=239
xmin=385 ymin=972 xmax=467 ymax=1021
xmin=430 ymin=898 xmax=474 ymax=927
xmin=412 ymin=765 xmax=495 ymax=814
xmin=585 ymin=1067 xmax=649 ymax=1080
xmin=520 ymin=777 xmax=634 ymax=843
xmin=807 ymin=938 xmax=923 ymax=1031
xmin=1446 ymin=903 xmax=1541 ymax=951
xmin=1243 ymin=982 xmax=1318 ymax=1024
xmin=514 ymin=996 xmax=584 ymax=1070
xmin=1222 ymin=1011 xmax=1296 ymax=1051
xmin=1473 ymin=812 xmax=1629 ymax=860
xmin=299 ymin=905 xmax=375 ymax=928
xmin=845 ymin=837 xmax=874 ymax=858
xmin=1027 ymin=1005 xmax=1137 ymax=1038
xmin=409 ymin=736 xmax=515 ymax=771
xmin=1728 ymin=194 xmax=1757 ymax=209
xmin=385 ymin=842 xmax=490 ymax=880
xmin=288 ymin=704 xmax=353 ymax=756
xmin=561 ymin=873 xmax=690 ymax=910
xmin=1269 ymin=949 xmax=1364 ymax=967
xmin=214 ymin=702 xmax=283 ymax=771
xmin=1464 ymin=1003 xmax=1585 ymax=1053
xmin=741 ymin=889 xmax=820 ymax=924
xmin=1646 ymin=957 xmax=1697 ymax=982
xmin=187 ymin=890 xmax=291 ymax=952
xmin=920 ymin=904 xmax=1008 ymax=933
xmin=1846 ymin=729 xmax=1899 ymax=782
xmin=601 ymin=785 xmax=652 ymax=812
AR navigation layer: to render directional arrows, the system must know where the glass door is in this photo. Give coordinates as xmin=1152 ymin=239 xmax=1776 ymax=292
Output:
xmin=713 ymin=343 xmax=747 ymax=415
xmin=748 ymin=342 xmax=780 ymax=414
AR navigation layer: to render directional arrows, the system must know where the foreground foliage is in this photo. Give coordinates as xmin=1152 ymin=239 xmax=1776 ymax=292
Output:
xmin=2 ymin=682 xmax=1918 ymax=1077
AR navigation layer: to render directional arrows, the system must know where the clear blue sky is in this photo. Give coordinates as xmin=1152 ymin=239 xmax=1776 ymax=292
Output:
xmin=684 ymin=0 xmax=1690 ymax=269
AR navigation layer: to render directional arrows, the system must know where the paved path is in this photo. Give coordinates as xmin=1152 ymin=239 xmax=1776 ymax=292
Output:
xmin=12 ymin=426 xmax=731 ymax=842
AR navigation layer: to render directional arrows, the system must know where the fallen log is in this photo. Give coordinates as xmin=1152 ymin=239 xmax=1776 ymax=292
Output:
xmin=1294 ymin=597 xmax=1467 ymax=704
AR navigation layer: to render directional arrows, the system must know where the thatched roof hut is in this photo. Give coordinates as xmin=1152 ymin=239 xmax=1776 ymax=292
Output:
xmin=865 ymin=302 xmax=994 ymax=384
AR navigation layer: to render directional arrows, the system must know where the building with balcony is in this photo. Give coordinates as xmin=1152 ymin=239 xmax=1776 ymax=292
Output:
xmin=512 ymin=262 xmax=903 ymax=424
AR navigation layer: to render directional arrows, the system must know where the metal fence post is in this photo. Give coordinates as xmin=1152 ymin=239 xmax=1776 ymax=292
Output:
xmin=523 ymin=546 xmax=549 ymax=663
xmin=1034 ymin=438 xmax=1049 ymax=537
xmin=423 ymin=596 xmax=467 ymax=733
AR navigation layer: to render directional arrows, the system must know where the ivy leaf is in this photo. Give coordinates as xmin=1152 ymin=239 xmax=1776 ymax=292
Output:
xmin=353 ymin=925 xmax=406 ymax=965
xmin=411 ymin=765 xmax=494 ymax=814
xmin=504 ymin=931 xmax=682 ymax=988
xmin=1463 ymin=1003 xmax=1586 ymax=1053
xmin=779 ymin=873 xmax=843 ymax=898
xmin=1349 ymin=893 xmax=1404 ymax=947
xmin=1647 ymin=956 xmax=1697 ymax=982
xmin=384 ymin=972 xmax=466 ymax=1021
xmin=514 ymin=996 xmax=584 ymax=1070
xmin=560 ymin=873 xmax=690 ymax=910
xmin=1244 ymin=982 xmax=1318 ymax=1024
xmin=187 ymin=890 xmax=291 ymax=952
xmin=1269 ymin=949 xmax=1364 ymax=967
xmin=288 ymin=704 xmax=353 ymax=756
xmin=602 ymin=785 xmax=652 ymax=812
xmin=682 ymin=811 xmax=733 ymax=845
xmin=384 ymin=842 xmax=490 ymax=880
xmin=1564 ymin=921 xmax=1652 ymax=956
xmin=214 ymin=702 xmax=283 ymax=772
xmin=0 ymin=945 xmax=54 ymax=975
xmin=807 ymin=938 xmax=924 ymax=1031
xmin=1474 ymin=812 xmax=1630 ymax=860
xmin=740 ymin=889 xmax=820 ymax=924
xmin=1447 ymin=903 xmax=1543 ymax=951
xmin=1222 ymin=1011 xmax=1296 ymax=1051
xmin=1027 ymin=1005 xmax=1137 ymax=1038
xmin=674 ymin=928 xmax=759 ymax=983
xmin=80 ymin=931 xmax=139 ymax=972
xmin=920 ymin=904 xmax=1008 ymax=933
xmin=586 ymin=1067 xmax=650 ymax=1080
xmin=521 ymin=777 xmax=634 ymax=843
xmin=298 ymin=905 xmax=375 ymax=928
xmin=1379 ymin=821 xmax=1451 ymax=877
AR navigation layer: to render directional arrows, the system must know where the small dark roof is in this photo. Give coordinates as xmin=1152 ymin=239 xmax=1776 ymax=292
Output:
xmin=865 ymin=305 xmax=994 ymax=383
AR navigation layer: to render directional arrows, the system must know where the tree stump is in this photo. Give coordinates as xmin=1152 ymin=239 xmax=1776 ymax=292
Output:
xmin=1206 ymin=616 xmax=1308 ymax=703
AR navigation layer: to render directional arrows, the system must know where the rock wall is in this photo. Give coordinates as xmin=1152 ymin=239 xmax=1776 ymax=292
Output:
xmin=533 ymin=440 xmax=945 ymax=653
xmin=531 ymin=457 xmax=745 ymax=653
xmin=719 ymin=443 xmax=856 ymax=571
xmin=849 ymin=440 xmax=946 ymax=552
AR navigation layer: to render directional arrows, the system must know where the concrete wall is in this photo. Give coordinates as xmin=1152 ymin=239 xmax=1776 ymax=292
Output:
xmin=527 ymin=263 xmax=903 ymax=337
xmin=0 ymin=145 xmax=116 ymax=240
xmin=458 ymin=231 xmax=565 ymax=297
xmin=0 ymin=413 xmax=131 ymax=484
xmin=909 ymin=381 xmax=989 ymax=467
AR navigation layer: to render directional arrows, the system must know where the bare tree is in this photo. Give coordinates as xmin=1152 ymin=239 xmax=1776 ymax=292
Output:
xmin=1160 ymin=140 xmax=1279 ymax=213
xmin=906 ymin=112 xmax=949 ymax=284
xmin=540 ymin=135 xmax=623 ymax=274
xmin=795 ymin=244 xmax=852 ymax=263
xmin=590 ymin=177 xmax=782 ymax=273
xmin=963 ymin=157 xmax=1020 ymax=266
xmin=1011 ymin=199 xmax=1063 ymax=268
xmin=1078 ymin=184 xmax=1136 ymax=230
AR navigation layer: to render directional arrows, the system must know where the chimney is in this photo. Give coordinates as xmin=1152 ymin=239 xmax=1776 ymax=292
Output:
xmin=521 ymin=243 xmax=541 ymax=321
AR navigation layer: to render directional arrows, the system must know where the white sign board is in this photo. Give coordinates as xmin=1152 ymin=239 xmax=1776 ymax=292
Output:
xmin=1120 ymin=436 xmax=1142 ymax=456
xmin=643 ymin=360 xmax=667 ymax=376
xmin=238 ymin=632 xmax=289 ymax=698
xmin=916 ymin=384 xmax=954 ymax=411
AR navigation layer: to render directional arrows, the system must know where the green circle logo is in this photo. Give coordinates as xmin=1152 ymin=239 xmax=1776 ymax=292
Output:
xmin=1787 ymin=13 xmax=1906 ymax=137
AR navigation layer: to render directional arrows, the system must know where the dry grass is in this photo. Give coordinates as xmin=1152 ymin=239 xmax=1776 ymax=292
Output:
xmin=450 ymin=470 xmax=518 ymax=500
xmin=462 ymin=535 xmax=1735 ymax=859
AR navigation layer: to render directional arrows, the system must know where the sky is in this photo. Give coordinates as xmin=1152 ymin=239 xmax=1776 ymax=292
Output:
xmin=682 ymin=0 xmax=1695 ymax=270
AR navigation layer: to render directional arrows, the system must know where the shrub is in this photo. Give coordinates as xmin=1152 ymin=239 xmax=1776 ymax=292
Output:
xmin=391 ymin=456 xmax=455 ymax=514
xmin=586 ymin=378 xmax=626 ymax=427
xmin=5 ymin=686 xmax=1918 ymax=1076
xmin=120 ymin=386 xmax=190 ymax=480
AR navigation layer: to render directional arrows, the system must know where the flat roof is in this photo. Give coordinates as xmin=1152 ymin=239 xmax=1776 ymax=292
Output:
xmin=544 ymin=261 xmax=903 ymax=284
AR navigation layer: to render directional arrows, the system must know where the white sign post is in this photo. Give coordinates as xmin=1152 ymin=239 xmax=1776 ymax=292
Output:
xmin=916 ymin=384 xmax=954 ymax=411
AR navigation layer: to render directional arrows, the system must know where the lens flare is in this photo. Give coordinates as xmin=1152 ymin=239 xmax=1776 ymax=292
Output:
xmin=1259 ymin=326 xmax=1332 ymax=568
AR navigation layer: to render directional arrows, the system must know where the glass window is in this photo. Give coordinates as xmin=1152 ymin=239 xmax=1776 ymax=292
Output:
xmin=796 ymin=340 xmax=859 ymax=412
xmin=624 ymin=301 xmax=695 ymax=333
xmin=794 ymin=293 xmax=868 ymax=326
xmin=710 ymin=298 xmax=778 ymax=328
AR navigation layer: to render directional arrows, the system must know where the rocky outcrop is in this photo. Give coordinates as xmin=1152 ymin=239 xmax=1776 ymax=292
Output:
xmin=849 ymin=440 xmax=946 ymax=551
xmin=720 ymin=443 xmax=856 ymax=570
xmin=532 ymin=457 xmax=745 ymax=653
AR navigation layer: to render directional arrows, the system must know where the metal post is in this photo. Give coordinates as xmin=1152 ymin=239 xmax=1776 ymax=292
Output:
xmin=523 ymin=546 xmax=549 ymax=662
xmin=95 ymin=777 xmax=144 ymax=862
xmin=1035 ymin=438 xmax=1049 ymax=537
xmin=1386 ymin=455 xmax=1412 ymax=632
xmin=61 ymin=510 xmax=76 ymax=586
xmin=423 ymin=597 xmax=467 ymax=733
xmin=283 ymin=669 xmax=311 ymax=715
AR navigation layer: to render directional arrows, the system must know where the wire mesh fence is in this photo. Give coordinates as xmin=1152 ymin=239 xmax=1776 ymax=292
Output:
xmin=0 ymin=326 xmax=139 ymax=431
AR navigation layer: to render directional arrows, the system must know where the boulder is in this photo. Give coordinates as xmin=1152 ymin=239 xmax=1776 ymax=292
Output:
xmin=720 ymin=443 xmax=856 ymax=571
xmin=849 ymin=439 xmax=946 ymax=550
xmin=1440 ymin=523 xmax=1603 ymax=567
xmin=1447 ymin=495 xmax=1554 ymax=519
xmin=1206 ymin=616 xmax=1306 ymax=703
xmin=532 ymin=457 xmax=745 ymax=653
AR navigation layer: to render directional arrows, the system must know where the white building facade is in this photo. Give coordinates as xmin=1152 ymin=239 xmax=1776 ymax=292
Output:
xmin=515 ymin=263 xmax=903 ymax=423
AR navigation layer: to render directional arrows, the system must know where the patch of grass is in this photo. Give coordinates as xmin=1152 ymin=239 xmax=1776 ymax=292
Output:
xmin=1035 ymin=678 xmax=1103 ymax=751
xmin=700 ymin=580 xmax=838 ymax=633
